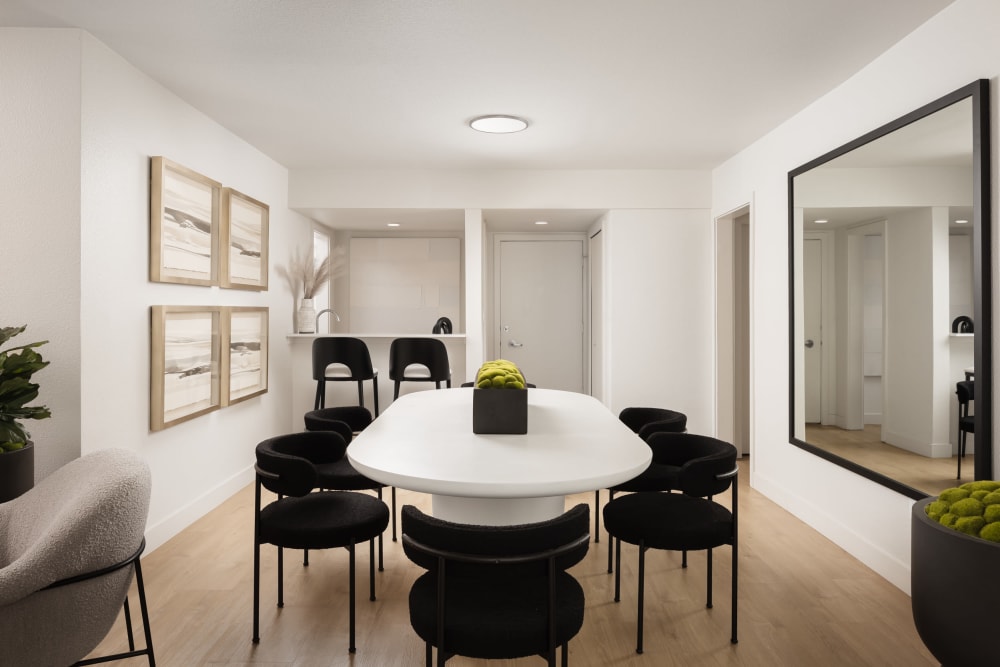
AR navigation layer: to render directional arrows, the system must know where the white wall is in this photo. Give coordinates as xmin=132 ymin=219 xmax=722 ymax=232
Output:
xmin=2 ymin=29 xmax=311 ymax=552
xmin=601 ymin=209 xmax=715 ymax=434
xmin=0 ymin=29 xmax=83 ymax=480
xmin=712 ymin=0 xmax=1000 ymax=591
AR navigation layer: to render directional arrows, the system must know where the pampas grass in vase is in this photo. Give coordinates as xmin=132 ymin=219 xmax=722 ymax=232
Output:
xmin=277 ymin=244 xmax=345 ymax=333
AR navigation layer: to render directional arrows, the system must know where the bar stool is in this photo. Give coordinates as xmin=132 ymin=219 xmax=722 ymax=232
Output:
xmin=389 ymin=337 xmax=451 ymax=400
xmin=312 ymin=337 xmax=379 ymax=415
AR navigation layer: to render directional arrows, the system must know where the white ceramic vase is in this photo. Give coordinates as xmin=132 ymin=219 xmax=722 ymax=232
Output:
xmin=297 ymin=298 xmax=316 ymax=333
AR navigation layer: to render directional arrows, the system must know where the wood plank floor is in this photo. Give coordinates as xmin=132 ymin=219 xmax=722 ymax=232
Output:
xmin=87 ymin=465 xmax=936 ymax=666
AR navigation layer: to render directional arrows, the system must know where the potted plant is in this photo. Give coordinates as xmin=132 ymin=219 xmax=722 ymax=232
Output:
xmin=472 ymin=359 xmax=528 ymax=434
xmin=911 ymin=480 xmax=1000 ymax=665
xmin=0 ymin=325 xmax=51 ymax=502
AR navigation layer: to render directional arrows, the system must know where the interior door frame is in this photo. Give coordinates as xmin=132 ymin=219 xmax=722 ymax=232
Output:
xmin=488 ymin=232 xmax=589 ymax=389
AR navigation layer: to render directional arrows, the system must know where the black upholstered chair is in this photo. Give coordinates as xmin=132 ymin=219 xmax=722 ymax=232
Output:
xmin=401 ymin=504 xmax=591 ymax=667
xmin=389 ymin=337 xmax=451 ymax=400
xmin=312 ymin=336 xmax=379 ymax=415
xmin=594 ymin=407 xmax=687 ymax=548
xmin=303 ymin=407 xmax=389 ymax=566
xmin=253 ymin=432 xmax=390 ymax=653
xmin=956 ymin=380 xmax=974 ymax=479
xmin=603 ymin=433 xmax=739 ymax=654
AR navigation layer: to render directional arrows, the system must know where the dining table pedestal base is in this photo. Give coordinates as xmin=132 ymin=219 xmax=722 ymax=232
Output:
xmin=432 ymin=494 xmax=565 ymax=526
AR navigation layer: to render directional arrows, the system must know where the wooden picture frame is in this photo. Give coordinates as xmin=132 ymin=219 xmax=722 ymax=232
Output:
xmin=150 ymin=306 xmax=222 ymax=431
xmin=221 ymin=306 xmax=269 ymax=405
xmin=150 ymin=157 xmax=221 ymax=286
xmin=220 ymin=188 xmax=269 ymax=290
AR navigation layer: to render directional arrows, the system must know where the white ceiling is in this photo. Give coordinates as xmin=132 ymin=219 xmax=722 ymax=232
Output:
xmin=1 ymin=0 xmax=955 ymax=231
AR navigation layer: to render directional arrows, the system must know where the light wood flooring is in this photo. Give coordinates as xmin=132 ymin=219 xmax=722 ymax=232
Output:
xmin=87 ymin=465 xmax=936 ymax=666
xmin=805 ymin=424 xmax=966 ymax=497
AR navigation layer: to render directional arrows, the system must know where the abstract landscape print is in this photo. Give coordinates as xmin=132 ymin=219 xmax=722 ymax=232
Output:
xmin=220 ymin=188 xmax=269 ymax=290
xmin=150 ymin=306 xmax=221 ymax=431
xmin=223 ymin=307 xmax=268 ymax=405
xmin=150 ymin=157 xmax=221 ymax=286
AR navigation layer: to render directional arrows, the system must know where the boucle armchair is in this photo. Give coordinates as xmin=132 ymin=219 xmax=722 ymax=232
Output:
xmin=0 ymin=448 xmax=155 ymax=666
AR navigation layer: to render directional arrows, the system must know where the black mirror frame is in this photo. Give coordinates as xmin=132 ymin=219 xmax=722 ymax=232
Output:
xmin=787 ymin=79 xmax=992 ymax=500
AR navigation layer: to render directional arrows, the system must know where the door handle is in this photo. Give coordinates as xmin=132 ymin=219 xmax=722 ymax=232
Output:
xmin=508 ymin=339 xmax=524 ymax=348
xmin=805 ymin=339 xmax=815 ymax=348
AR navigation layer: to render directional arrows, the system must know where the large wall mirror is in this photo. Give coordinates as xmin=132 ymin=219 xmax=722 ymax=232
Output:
xmin=788 ymin=80 xmax=992 ymax=500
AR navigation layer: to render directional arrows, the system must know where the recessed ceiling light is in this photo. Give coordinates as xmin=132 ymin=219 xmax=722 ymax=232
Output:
xmin=470 ymin=115 xmax=528 ymax=133
xmin=955 ymin=219 xmax=970 ymax=224
xmin=387 ymin=223 xmax=400 ymax=227
xmin=534 ymin=220 xmax=549 ymax=226
xmin=813 ymin=219 xmax=829 ymax=224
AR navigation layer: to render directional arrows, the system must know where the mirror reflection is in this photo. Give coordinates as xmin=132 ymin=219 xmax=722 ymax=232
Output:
xmin=789 ymin=82 xmax=991 ymax=499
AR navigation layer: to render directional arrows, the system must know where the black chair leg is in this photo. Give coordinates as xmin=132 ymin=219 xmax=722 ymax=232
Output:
xmin=376 ymin=488 xmax=385 ymax=571
xmin=369 ymin=538 xmax=377 ymax=601
xmin=706 ymin=547 xmax=713 ymax=608
xmin=123 ymin=596 xmax=135 ymax=651
xmin=614 ymin=538 xmax=621 ymax=602
xmin=594 ymin=490 xmax=600 ymax=543
xmin=314 ymin=381 xmax=324 ymax=411
xmin=348 ymin=541 xmax=356 ymax=653
xmin=637 ymin=542 xmax=645 ymax=654
xmin=561 ymin=641 xmax=569 ymax=667
xmin=606 ymin=490 xmax=616 ymax=572
xmin=134 ymin=557 xmax=156 ymax=666
xmin=277 ymin=546 xmax=284 ymax=608
xmin=391 ymin=487 xmax=398 ymax=541
xmin=373 ymin=376 xmax=380 ymax=417
xmin=425 ymin=642 xmax=432 ymax=667
xmin=303 ymin=549 xmax=309 ymax=566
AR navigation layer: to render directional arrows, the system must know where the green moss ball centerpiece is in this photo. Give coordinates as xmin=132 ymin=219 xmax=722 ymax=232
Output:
xmin=472 ymin=359 xmax=528 ymax=434
xmin=923 ymin=480 xmax=1000 ymax=543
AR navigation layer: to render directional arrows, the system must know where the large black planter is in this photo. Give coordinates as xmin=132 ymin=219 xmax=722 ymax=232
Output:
xmin=472 ymin=388 xmax=528 ymax=434
xmin=0 ymin=441 xmax=34 ymax=503
xmin=911 ymin=497 xmax=1000 ymax=666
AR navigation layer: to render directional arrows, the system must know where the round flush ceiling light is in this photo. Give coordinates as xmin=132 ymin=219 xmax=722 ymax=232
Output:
xmin=470 ymin=115 xmax=528 ymax=133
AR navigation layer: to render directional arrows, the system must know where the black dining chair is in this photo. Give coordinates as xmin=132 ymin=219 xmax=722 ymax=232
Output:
xmin=956 ymin=380 xmax=974 ymax=479
xmin=253 ymin=432 xmax=389 ymax=654
xmin=594 ymin=407 xmax=687 ymax=550
xmin=603 ymin=433 xmax=739 ymax=654
xmin=312 ymin=337 xmax=379 ymax=415
xmin=303 ymin=407 xmax=389 ymax=567
xmin=401 ymin=503 xmax=591 ymax=667
xmin=389 ymin=337 xmax=451 ymax=400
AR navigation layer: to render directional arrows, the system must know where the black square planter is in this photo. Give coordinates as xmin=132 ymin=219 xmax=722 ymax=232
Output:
xmin=473 ymin=388 xmax=528 ymax=434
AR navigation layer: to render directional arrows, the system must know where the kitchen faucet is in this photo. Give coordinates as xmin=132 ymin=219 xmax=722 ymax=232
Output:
xmin=315 ymin=308 xmax=341 ymax=332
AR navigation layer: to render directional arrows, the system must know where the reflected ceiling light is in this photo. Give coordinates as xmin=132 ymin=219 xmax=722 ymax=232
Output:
xmin=470 ymin=115 xmax=528 ymax=133
xmin=956 ymin=219 xmax=970 ymax=224
xmin=534 ymin=220 xmax=549 ymax=226
xmin=387 ymin=222 xmax=400 ymax=227
xmin=813 ymin=219 xmax=829 ymax=224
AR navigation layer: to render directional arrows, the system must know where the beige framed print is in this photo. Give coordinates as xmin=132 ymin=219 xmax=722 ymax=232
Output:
xmin=150 ymin=156 xmax=221 ymax=286
xmin=150 ymin=306 xmax=221 ymax=431
xmin=221 ymin=306 xmax=269 ymax=405
xmin=220 ymin=188 xmax=269 ymax=290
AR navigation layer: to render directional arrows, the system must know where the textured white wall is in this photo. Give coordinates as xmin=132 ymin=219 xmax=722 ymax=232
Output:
xmin=712 ymin=0 xmax=1000 ymax=591
xmin=0 ymin=29 xmax=83 ymax=480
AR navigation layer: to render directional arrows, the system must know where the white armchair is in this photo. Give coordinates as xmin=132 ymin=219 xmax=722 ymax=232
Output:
xmin=0 ymin=448 xmax=154 ymax=666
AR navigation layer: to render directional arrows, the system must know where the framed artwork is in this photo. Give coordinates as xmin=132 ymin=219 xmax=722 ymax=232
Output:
xmin=221 ymin=307 xmax=269 ymax=405
xmin=220 ymin=188 xmax=269 ymax=290
xmin=150 ymin=157 xmax=221 ymax=286
xmin=150 ymin=306 xmax=221 ymax=431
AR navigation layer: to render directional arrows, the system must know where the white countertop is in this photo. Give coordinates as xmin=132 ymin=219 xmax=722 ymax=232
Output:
xmin=287 ymin=333 xmax=466 ymax=339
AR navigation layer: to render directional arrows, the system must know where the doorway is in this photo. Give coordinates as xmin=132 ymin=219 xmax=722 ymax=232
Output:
xmin=715 ymin=207 xmax=751 ymax=455
xmin=493 ymin=236 xmax=586 ymax=392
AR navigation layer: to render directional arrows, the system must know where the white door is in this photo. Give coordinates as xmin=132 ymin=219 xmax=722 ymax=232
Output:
xmin=496 ymin=239 xmax=585 ymax=392
xmin=804 ymin=238 xmax=822 ymax=423
xmin=589 ymin=231 xmax=603 ymax=401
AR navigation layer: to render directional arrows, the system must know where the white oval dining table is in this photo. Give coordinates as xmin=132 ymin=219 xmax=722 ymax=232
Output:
xmin=348 ymin=387 xmax=652 ymax=525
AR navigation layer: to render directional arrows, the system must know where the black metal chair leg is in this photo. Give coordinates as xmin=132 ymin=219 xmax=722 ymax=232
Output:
xmin=637 ymin=543 xmax=645 ymax=654
xmin=277 ymin=546 xmax=284 ymax=608
xmin=594 ymin=490 xmax=600 ymax=543
xmin=391 ymin=487 xmax=398 ymax=541
xmin=706 ymin=547 xmax=714 ymax=608
xmin=425 ymin=642 xmax=432 ymax=667
xmin=561 ymin=641 xmax=569 ymax=667
xmin=369 ymin=538 xmax=377 ymax=601
xmin=123 ymin=597 xmax=135 ymax=651
xmin=614 ymin=538 xmax=621 ymax=602
xmin=373 ymin=376 xmax=380 ymax=416
xmin=303 ymin=548 xmax=309 ymax=566
xmin=348 ymin=541 xmax=356 ymax=653
xmin=606 ymin=489 xmax=616 ymax=572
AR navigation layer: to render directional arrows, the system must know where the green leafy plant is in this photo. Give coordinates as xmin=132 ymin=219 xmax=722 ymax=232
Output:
xmin=925 ymin=480 xmax=1000 ymax=543
xmin=0 ymin=325 xmax=51 ymax=452
xmin=475 ymin=359 xmax=526 ymax=389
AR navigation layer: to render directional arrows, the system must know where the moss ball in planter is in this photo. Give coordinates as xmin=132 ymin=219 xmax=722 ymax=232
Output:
xmin=924 ymin=480 xmax=1000 ymax=543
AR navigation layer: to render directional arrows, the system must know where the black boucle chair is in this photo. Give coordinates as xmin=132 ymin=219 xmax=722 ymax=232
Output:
xmin=955 ymin=380 xmax=974 ymax=479
xmin=594 ymin=407 xmax=687 ymax=555
xmin=603 ymin=433 xmax=738 ymax=654
xmin=401 ymin=504 xmax=590 ymax=667
xmin=303 ymin=408 xmax=388 ymax=568
xmin=253 ymin=432 xmax=390 ymax=654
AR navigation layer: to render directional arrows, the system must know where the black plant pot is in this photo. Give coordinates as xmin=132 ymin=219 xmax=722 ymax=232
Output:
xmin=472 ymin=388 xmax=528 ymax=434
xmin=911 ymin=496 xmax=1000 ymax=666
xmin=0 ymin=441 xmax=34 ymax=503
